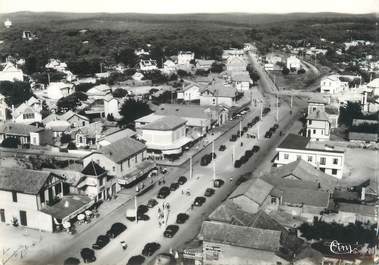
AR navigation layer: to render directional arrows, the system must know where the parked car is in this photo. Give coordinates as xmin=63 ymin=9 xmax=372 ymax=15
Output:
xmin=92 ymin=235 xmax=110 ymax=250
xmin=273 ymin=123 xmax=279 ymax=130
xmin=263 ymin=107 xmax=271 ymax=115
xmin=200 ymin=154 xmax=212 ymax=166
xmin=80 ymin=248 xmax=96 ymax=263
xmin=245 ymin=150 xmax=253 ymax=158
xmin=170 ymin=182 xmax=179 ymax=191
xmin=210 ymin=152 xmax=217 ymax=159
xmin=106 ymin=222 xmax=126 ymax=238
xmin=219 ymin=145 xmax=226 ymax=151
xmin=243 ymin=126 xmax=248 ymax=132
xmin=153 ymin=253 xmax=176 ymax=265
xmin=127 ymin=255 xmax=145 ymax=265
xmin=204 ymin=188 xmax=215 ymax=197
xmin=178 ymin=176 xmax=187 ymax=185
xmin=230 ymin=134 xmax=237 ymax=142
xmin=234 ymin=159 xmax=242 ymax=168
xmin=176 ymin=213 xmax=189 ymax=224
xmin=194 ymin=196 xmax=206 ymax=206
xmin=214 ymin=179 xmax=225 ymax=188
xmin=264 ymin=131 xmax=272 ymax=138
xmin=164 ymin=225 xmax=179 ymax=238
xmin=147 ymin=199 xmax=158 ymax=208
xmin=142 ymin=242 xmax=161 ymax=257
xmin=252 ymin=145 xmax=260 ymax=153
xmin=240 ymin=155 xmax=248 ymax=164
xmin=157 ymin=186 xmax=170 ymax=199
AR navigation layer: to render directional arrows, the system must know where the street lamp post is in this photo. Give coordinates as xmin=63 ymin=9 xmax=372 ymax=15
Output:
xmin=134 ymin=195 xmax=138 ymax=223
xmin=239 ymin=121 xmax=242 ymax=139
xmin=260 ymin=102 xmax=263 ymax=120
xmin=276 ymin=95 xmax=279 ymax=122
xmin=212 ymin=140 xmax=216 ymax=181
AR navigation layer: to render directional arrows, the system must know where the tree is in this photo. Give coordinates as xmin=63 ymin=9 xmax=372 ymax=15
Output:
xmin=118 ymin=99 xmax=152 ymax=126
xmin=151 ymin=90 xmax=176 ymax=105
xmin=297 ymin=69 xmax=306 ymax=74
xmin=116 ymin=48 xmax=138 ymax=68
xmin=282 ymin=67 xmax=290 ymax=75
xmin=0 ymin=81 xmax=33 ymax=106
xmin=112 ymin=88 xmax=128 ymax=98
xmin=210 ymin=62 xmax=224 ymax=73
xmin=150 ymin=46 xmax=164 ymax=68
xmin=60 ymin=133 xmax=72 ymax=144
xmin=57 ymin=92 xmax=88 ymax=112
xmin=338 ymin=101 xmax=362 ymax=127
xmin=75 ymin=83 xmax=95 ymax=93
xmin=1 ymin=137 xmax=20 ymax=148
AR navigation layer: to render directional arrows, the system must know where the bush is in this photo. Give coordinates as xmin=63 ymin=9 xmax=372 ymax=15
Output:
xmin=113 ymin=88 xmax=128 ymax=98
xmin=297 ymin=69 xmax=306 ymax=74
xmin=282 ymin=67 xmax=290 ymax=75
xmin=1 ymin=138 xmax=20 ymax=148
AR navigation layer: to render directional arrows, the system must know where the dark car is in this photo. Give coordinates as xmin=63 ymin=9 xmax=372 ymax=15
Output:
xmin=170 ymin=182 xmax=179 ymax=191
xmin=164 ymin=225 xmax=179 ymax=238
xmin=252 ymin=145 xmax=260 ymax=153
xmin=234 ymin=159 xmax=242 ymax=168
xmin=92 ymin=235 xmax=110 ymax=250
xmin=240 ymin=155 xmax=249 ymax=164
xmin=176 ymin=213 xmax=189 ymax=224
xmin=204 ymin=188 xmax=215 ymax=197
xmin=194 ymin=196 xmax=206 ymax=206
xmin=245 ymin=150 xmax=253 ymax=158
xmin=142 ymin=242 xmax=161 ymax=257
xmin=157 ymin=186 xmax=170 ymax=199
xmin=178 ymin=176 xmax=187 ymax=185
xmin=127 ymin=255 xmax=145 ymax=265
xmin=264 ymin=131 xmax=272 ymax=138
xmin=106 ymin=222 xmax=126 ymax=238
xmin=263 ymin=107 xmax=271 ymax=115
xmin=80 ymin=248 xmax=96 ymax=263
xmin=200 ymin=154 xmax=212 ymax=166
xmin=230 ymin=134 xmax=237 ymax=142
xmin=210 ymin=152 xmax=217 ymax=159
xmin=219 ymin=145 xmax=226 ymax=151
xmin=273 ymin=123 xmax=279 ymax=129
xmin=214 ymin=179 xmax=225 ymax=188
xmin=147 ymin=199 xmax=158 ymax=208
xmin=243 ymin=126 xmax=248 ymax=132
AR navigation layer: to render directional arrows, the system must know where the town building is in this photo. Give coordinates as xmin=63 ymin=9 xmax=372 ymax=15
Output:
xmin=176 ymin=83 xmax=202 ymax=102
xmin=225 ymin=56 xmax=247 ymax=72
xmin=222 ymin=48 xmax=244 ymax=60
xmin=132 ymin=72 xmax=144 ymax=81
xmin=12 ymin=102 xmax=42 ymax=125
xmin=97 ymin=128 xmax=136 ymax=147
xmin=286 ymin=55 xmax=301 ymax=70
xmin=162 ymin=60 xmax=176 ymax=74
xmin=82 ymin=137 xmax=149 ymax=186
xmin=199 ymin=83 xmax=237 ymax=107
xmin=104 ymin=95 xmax=121 ymax=120
xmin=195 ymin=60 xmax=214 ymax=71
xmin=45 ymin=120 xmax=71 ymax=138
xmin=0 ymin=62 xmax=24 ymax=82
xmin=4 ymin=18 xmax=12 ymax=28
xmin=177 ymin=51 xmax=195 ymax=65
xmin=73 ymin=121 xmax=103 ymax=148
xmin=46 ymin=82 xmax=75 ymax=100
xmin=0 ymin=122 xmax=53 ymax=146
xmin=306 ymin=110 xmax=330 ymax=141
xmin=139 ymin=116 xmax=192 ymax=157
xmin=0 ymin=93 xmax=7 ymax=121
xmin=274 ymin=134 xmax=345 ymax=179
xmin=139 ymin=59 xmax=158 ymax=71
xmin=45 ymin=59 xmax=68 ymax=72
xmin=229 ymin=71 xmax=252 ymax=91
xmin=320 ymin=75 xmax=349 ymax=94
xmin=367 ymin=78 xmax=379 ymax=96
xmin=86 ymin=84 xmax=111 ymax=100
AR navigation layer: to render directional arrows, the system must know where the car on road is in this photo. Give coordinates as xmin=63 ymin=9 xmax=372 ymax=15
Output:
xmin=157 ymin=186 xmax=170 ymax=199
xmin=214 ymin=179 xmax=225 ymax=188
xmin=245 ymin=150 xmax=253 ymax=158
xmin=80 ymin=248 xmax=96 ymax=263
xmin=147 ymin=199 xmax=158 ymax=208
xmin=92 ymin=235 xmax=110 ymax=250
xmin=177 ymin=176 xmax=187 ymax=185
xmin=264 ymin=131 xmax=272 ymax=138
xmin=273 ymin=123 xmax=279 ymax=130
xmin=240 ymin=155 xmax=249 ymax=164
xmin=243 ymin=126 xmax=248 ymax=133
xmin=170 ymin=182 xmax=179 ymax=191
xmin=210 ymin=152 xmax=217 ymax=159
xmin=194 ymin=196 xmax=206 ymax=206
xmin=252 ymin=145 xmax=260 ymax=153
xmin=263 ymin=107 xmax=271 ymax=115
xmin=164 ymin=225 xmax=179 ymax=238
xmin=219 ymin=145 xmax=226 ymax=151
xmin=234 ymin=159 xmax=242 ymax=168
xmin=200 ymin=154 xmax=212 ymax=166
xmin=176 ymin=213 xmax=189 ymax=224
xmin=142 ymin=242 xmax=161 ymax=257
xmin=204 ymin=188 xmax=215 ymax=197
xmin=127 ymin=255 xmax=145 ymax=265
xmin=230 ymin=134 xmax=237 ymax=142
xmin=106 ymin=222 xmax=126 ymax=238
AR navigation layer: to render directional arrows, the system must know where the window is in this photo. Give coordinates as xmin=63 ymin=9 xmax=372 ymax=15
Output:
xmin=40 ymin=190 xmax=45 ymax=204
xmin=55 ymin=183 xmax=61 ymax=195
xmin=212 ymin=98 xmax=216 ymax=104
xmin=99 ymin=177 xmax=104 ymax=186
xmin=312 ymin=107 xmax=316 ymax=112
xmin=112 ymin=166 xmax=116 ymax=172
xmin=271 ymin=197 xmax=277 ymax=204
xmin=0 ymin=209 xmax=5 ymax=222
xmin=320 ymin=168 xmax=325 ymax=173
xmin=320 ymin=157 xmax=326 ymax=165
xmin=307 ymin=156 xmax=313 ymax=162
xmin=12 ymin=191 xmax=17 ymax=202
xmin=284 ymin=154 xmax=289 ymax=160
xmin=333 ymin=158 xmax=338 ymax=165
xmin=313 ymin=129 xmax=316 ymax=134
xmin=22 ymin=113 xmax=35 ymax=120
xmin=79 ymin=136 xmax=83 ymax=143
xmin=120 ymin=163 xmax=123 ymax=172
xmin=308 ymin=120 xmax=312 ymax=125
xmin=19 ymin=210 xmax=27 ymax=226
xmin=332 ymin=169 xmax=337 ymax=175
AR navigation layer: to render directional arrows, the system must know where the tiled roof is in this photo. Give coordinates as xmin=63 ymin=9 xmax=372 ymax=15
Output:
xmin=141 ymin=116 xmax=187 ymax=131
xmin=200 ymin=221 xmax=281 ymax=252
xmin=0 ymin=167 xmax=58 ymax=195
xmin=229 ymin=178 xmax=273 ymax=205
xmin=82 ymin=160 xmax=106 ymax=176
xmin=277 ymin=134 xmax=310 ymax=150
xmin=101 ymin=128 xmax=136 ymax=143
xmin=282 ymin=187 xmax=329 ymax=207
xmin=349 ymin=132 xmax=378 ymax=142
xmin=74 ymin=122 xmax=103 ymax=138
xmin=60 ymin=110 xmax=89 ymax=121
xmin=97 ymin=137 xmax=146 ymax=163
xmin=338 ymin=202 xmax=376 ymax=217
xmin=0 ymin=122 xmax=42 ymax=136
xmin=200 ymin=83 xmax=237 ymax=98
xmin=155 ymin=104 xmax=211 ymax=119
xmin=231 ymin=71 xmax=251 ymax=82
xmin=307 ymin=110 xmax=329 ymax=121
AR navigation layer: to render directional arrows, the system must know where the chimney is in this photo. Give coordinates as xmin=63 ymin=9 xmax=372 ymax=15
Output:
xmin=64 ymin=200 xmax=70 ymax=208
xmin=361 ymin=187 xmax=366 ymax=201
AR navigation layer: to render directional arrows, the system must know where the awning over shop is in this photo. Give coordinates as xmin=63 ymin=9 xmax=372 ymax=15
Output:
xmin=40 ymin=195 xmax=94 ymax=223
xmin=118 ymin=160 xmax=156 ymax=185
xmin=146 ymin=137 xmax=193 ymax=152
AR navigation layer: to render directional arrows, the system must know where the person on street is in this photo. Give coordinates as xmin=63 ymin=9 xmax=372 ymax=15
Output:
xmin=230 ymin=177 xmax=233 ymax=183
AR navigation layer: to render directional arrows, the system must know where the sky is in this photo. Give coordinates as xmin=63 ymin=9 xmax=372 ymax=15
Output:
xmin=0 ymin=0 xmax=378 ymax=14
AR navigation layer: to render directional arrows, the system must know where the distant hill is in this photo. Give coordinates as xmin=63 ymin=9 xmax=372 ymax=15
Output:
xmin=0 ymin=11 xmax=376 ymax=29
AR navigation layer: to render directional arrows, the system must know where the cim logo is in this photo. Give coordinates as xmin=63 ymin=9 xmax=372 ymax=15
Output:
xmin=329 ymin=240 xmax=361 ymax=255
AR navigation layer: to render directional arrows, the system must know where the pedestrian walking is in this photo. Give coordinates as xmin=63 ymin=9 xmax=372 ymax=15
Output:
xmin=181 ymin=189 xmax=184 ymax=195
xmin=230 ymin=177 xmax=233 ymax=183
xmin=191 ymin=204 xmax=194 ymax=210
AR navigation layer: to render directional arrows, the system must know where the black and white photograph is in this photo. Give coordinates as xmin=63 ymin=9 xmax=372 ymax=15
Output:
xmin=0 ymin=0 xmax=378 ymax=264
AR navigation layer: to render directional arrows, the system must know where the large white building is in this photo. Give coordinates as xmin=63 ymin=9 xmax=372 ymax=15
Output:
xmin=47 ymin=82 xmax=75 ymax=100
xmin=286 ymin=55 xmax=301 ymax=70
xmin=0 ymin=62 xmax=24 ymax=82
xmin=320 ymin=75 xmax=349 ymax=94
xmin=177 ymin=51 xmax=195 ymax=65
xmin=275 ymin=134 xmax=345 ymax=179
xmin=0 ymin=93 xmax=7 ymax=121
xmin=225 ymin=56 xmax=247 ymax=72
xmin=199 ymin=82 xmax=237 ymax=107
xmin=177 ymin=83 xmax=202 ymax=102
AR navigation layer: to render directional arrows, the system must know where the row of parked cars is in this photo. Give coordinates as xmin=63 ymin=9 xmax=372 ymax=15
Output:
xmin=264 ymin=123 xmax=279 ymax=138
xmin=157 ymin=176 xmax=187 ymax=199
xmin=234 ymin=145 xmax=260 ymax=168
xmin=200 ymin=152 xmax=217 ymax=166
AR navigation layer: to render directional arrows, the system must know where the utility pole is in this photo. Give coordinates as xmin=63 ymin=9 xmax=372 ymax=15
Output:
xmin=189 ymin=155 xmax=193 ymax=179
xmin=232 ymin=144 xmax=235 ymax=164
xmin=260 ymin=102 xmax=263 ymax=120
xmin=276 ymin=95 xmax=279 ymax=122
xmin=257 ymin=122 xmax=260 ymax=139
xmin=290 ymin=95 xmax=293 ymax=110
xmin=212 ymin=140 xmax=216 ymax=181
xmin=134 ymin=196 xmax=138 ymax=223
xmin=239 ymin=120 xmax=242 ymax=138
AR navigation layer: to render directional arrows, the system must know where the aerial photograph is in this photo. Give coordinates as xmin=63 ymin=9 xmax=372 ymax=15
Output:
xmin=0 ymin=0 xmax=378 ymax=264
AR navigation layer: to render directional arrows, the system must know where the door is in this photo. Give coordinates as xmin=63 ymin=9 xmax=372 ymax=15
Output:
xmin=48 ymin=187 xmax=53 ymax=204
xmin=0 ymin=209 xmax=5 ymax=222
xmin=20 ymin=210 xmax=27 ymax=226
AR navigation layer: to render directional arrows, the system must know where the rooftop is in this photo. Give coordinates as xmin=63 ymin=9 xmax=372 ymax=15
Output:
xmin=200 ymin=82 xmax=237 ymax=98
xmin=155 ymin=104 xmax=211 ymax=120
xmin=96 ymin=137 xmax=146 ymax=163
xmin=0 ymin=168 xmax=59 ymax=195
xmin=338 ymin=202 xmax=376 ymax=217
xmin=0 ymin=122 xmax=43 ymax=136
xmin=82 ymin=161 xmax=106 ymax=177
xmin=60 ymin=110 xmax=89 ymax=121
xmin=229 ymin=178 xmax=273 ymax=206
xmin=141 ymin=116 xmax=187 ymax=131
xmin=307 ymin=110 xmax=329 ymax=121
xmin=200 ymin=221 xmax=281 ymax=252
xmin=277 ymin=134 xmax=310 ymax=150
xmin=282 ymin=187 xmax=330 ymax=207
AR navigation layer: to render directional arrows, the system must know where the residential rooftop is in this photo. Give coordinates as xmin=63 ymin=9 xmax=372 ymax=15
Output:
xmin=141 ymin=115 xmax=187 ymax=131
xmin=229 ymin=178 xmax=273 ymax=206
